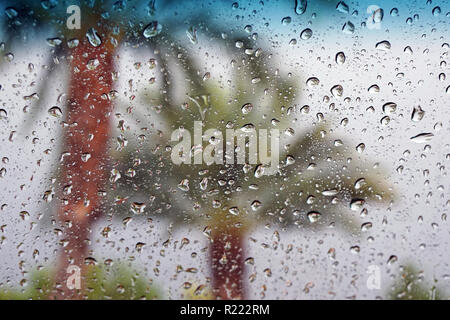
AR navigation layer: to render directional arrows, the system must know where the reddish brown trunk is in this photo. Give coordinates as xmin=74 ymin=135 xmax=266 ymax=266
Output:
xmin=51 ymin=38 xmax=115 ymax=299
xmin=210 ymin=227 xmax=246 ymax=299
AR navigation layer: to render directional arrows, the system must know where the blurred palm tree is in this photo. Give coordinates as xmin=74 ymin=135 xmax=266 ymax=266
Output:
xmin=0 ymin=0 xmax=394 ymax=300
xmin=111 ymin=25 xmax=394 ymax=299
xmin=0 ymin=0 xmax=163 ymax=298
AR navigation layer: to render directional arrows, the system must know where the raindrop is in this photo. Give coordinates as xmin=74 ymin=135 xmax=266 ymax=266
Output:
xmin=241 ymin=103 xmax=253 ymax=114
xmin=361 ymin=222 xmax=372 ymax=231
xmin=410 ymin=133 xmax=433 ymax=143
xmin=86 ymin=28 xmax=102 ymax=47
xmin=67 ymin=38 xmax=79 ymax=48
xmin=335 ymin=52 xmax=346 ymax=64
xmin=372 ymin=8 xmax=384 ymax=23
xmin=281 ymin=17 xmax=292 ymax=25
xmin=382 ymin=102 xmax=397 ymax=113
xmin=330 ymin=84 xmax=343 ymax=98
xmin=387 ymin=255 xmax=398 ymax=265
xmin=306 ymin=77 xmax=320 ymax=87
xmin=380 ymin=116 xmax=390 ymax=126
xmin=368 ymin=84 xmax=380 ymax=93
xmin=131 ymin=202 xmax=146 ymax=214
xmin=411 ymin=106 xmax=425 ymax=122
xmin=322 ymin=189 xmax=338 ymax=196
xmin=342 ymin=21 xmax=355 ymax=34
xmin=5 ymin=7 xmax=18 ymax=19
xmin=375 ymin=40 xmax=391 ymax=51
xmin=46 ymin=38 xmax=62 ymax=47
xmin=307 ymin=211 xmax=321 ymax=223
xmin=350 ymin=198 xmax=365 ymax=211
xmin=354 ymin=178 xmax=366 ymax=189
xmin=336 ymin=1 xmax=349 ymax=14
xmin=294 ymin=0 xmax=307 ymax=15
xmin=432 ymin=6 xmax=441 ymax=16
xmin=186 ymin=26 xmax=197 ymax=44
xmin=390 ymin=8 xmax=399 ymax=16
xmin=356 ymin=143 xmax=365 ymax=153
xmin=143 ymin=21 xmax=162 ymax=38
xmin=300 ymin=28 xmax=313 ymax=40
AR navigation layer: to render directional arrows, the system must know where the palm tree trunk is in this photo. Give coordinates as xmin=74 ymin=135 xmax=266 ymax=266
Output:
xmin=51 ymin=37 xmax=115 ymax=299
xmin=210 ymin=226 xmax=246 ymax=299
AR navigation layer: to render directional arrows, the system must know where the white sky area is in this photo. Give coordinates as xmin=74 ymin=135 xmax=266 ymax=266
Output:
xmin=0 ymin=0 xmax=449 ymax=299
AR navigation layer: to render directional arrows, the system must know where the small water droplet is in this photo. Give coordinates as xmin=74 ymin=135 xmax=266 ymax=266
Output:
xmin=143 ymin=21 xmax=162 ymax=38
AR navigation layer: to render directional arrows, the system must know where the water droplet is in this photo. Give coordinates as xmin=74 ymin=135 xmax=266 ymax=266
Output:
xmin=307 ymin=211 xmax=321 ymax=223
xmin=372 ymin=8 xmax=384 ymax=23
xmin=390 ymin=8 xmax=399 ymax=17
xmin=376 ymin=40 xmax=391 ymax=51
xmin=67 ymin=38 xmax=79 ymax=48
xmin=336 ymin=1 xmax=349 ymax=14
xmin=350 ymin=198 xmax=365 ymax=211
xmin=330 ymin=84 xmax=343 ymax=98
xmin=186 ymin=26 xmax=197 ymax=44
xmin=295 ymin=0 xmax=307 ymax=15
xmin=335 ymin=52 xmax=346 ymax=64
xmin=322 ymin=189 xmax=338 ymax=196
xmin=411 ymin=106 xmax=425 ymax=122
xmin=86 ymin=28 xmax=102 ymax=47
xmin=361 ymin=222 xmax=372 ymax=231
xmin=143 ymin=21 xmax=162 ymax=38
xmin=131 ymin=202 xmax=146 ymax=214
xmin=354 ymin=178 xmax=366 ymax=189
xmin=5 ymin=7 xmax=18 ymax=19
xmin=368 ymin=84 xmax=380 ymax=93
xmin=178 ymin=179 xmax=190 ymax=191
xmin=382 ymin=102 xmax=397 ymax=113
xmin=306 ymin=77 xmax=320 ymax=87
xmin=251 ymin=200 xmax=262 ymax=211
xmin=410 ymin=133 xmax=433 ymax=143
xmin=350 ymin=246 xmax=360 ymax=254
xmin=387 ymin=255 xmax=398 ymax=265
xmin=356 ymin=143 xmax=365 ymax=153
xmin=281 ymin=16 xmax=292 ymax=25
xmin=46 ymin=38 xmax=62 ymax=47
xmin=342 ymin=21 xmax=355 ymax=34
xmin=432 ymin=6 xmax=441 ymax=16
xmin=251 ymin=77 xmax=261 ymax=84
xmin=300 ymin=28 xmax=313 ymax=40
xmin=380 ymin=116 xmax=390 ymax=126
xmin=241 ymin=103 xmax=253 ymax=114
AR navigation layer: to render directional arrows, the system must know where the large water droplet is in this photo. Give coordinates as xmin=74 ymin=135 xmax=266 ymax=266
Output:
xmin=330 ymin=84 xmax=343 ymax=98
xmin=375 ymin=40 xmax=391 ymax=51
xmin=295 ymin=0 xmax=307 ymax=15
xmin=342 ymin=21 xmax=355 ymax=34
xmin=411 ymin=106 xmax=425 ymax=122
xmin=143 ymin=21 xmax=162 ymax=38
xmin=410 ymin=133 xmax=433 ymax=143
xmin=335 ymin=52 xmax=346 ymax=64
xmin=300 ymin=28 xmax=313 ymax=40
xmin=336 ymin=1 xmax=349 ymax=14
xmin=86 ymin=28 xmax=102 ymax=47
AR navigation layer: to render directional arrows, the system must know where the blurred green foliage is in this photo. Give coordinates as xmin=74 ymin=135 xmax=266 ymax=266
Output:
xmin=0 ymin=264 xmax=159 ymax=300
xmin=388 ymin=265 xmax=445 ymax=300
